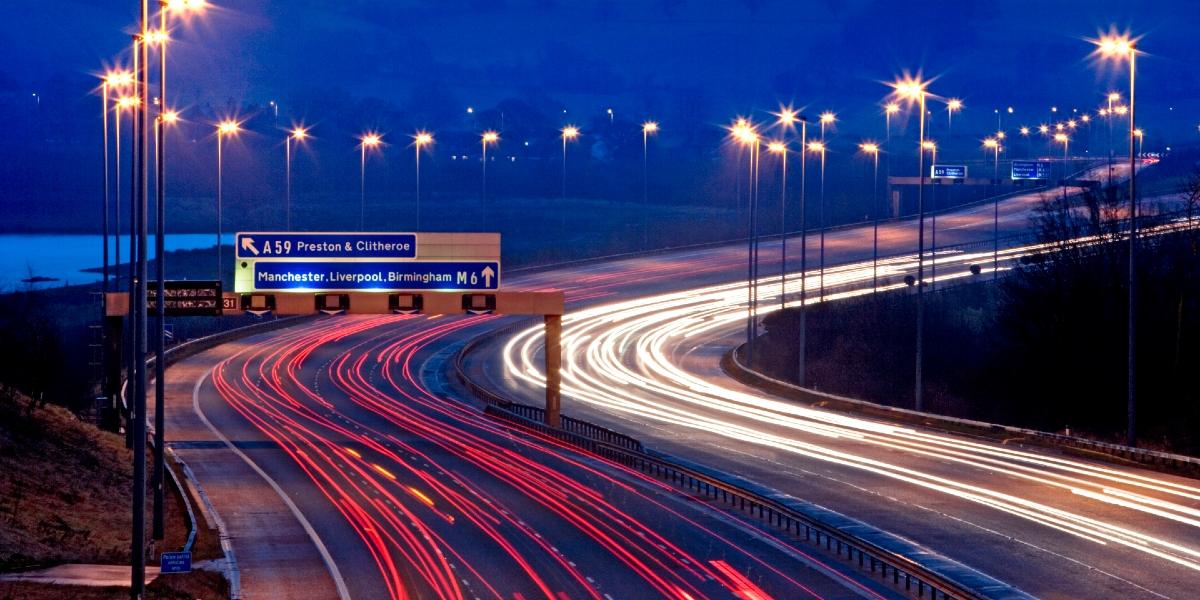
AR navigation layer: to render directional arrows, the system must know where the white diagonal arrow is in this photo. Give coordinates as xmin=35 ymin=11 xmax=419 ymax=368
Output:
xmin=241 ymin=237 xmax=259 ymax=256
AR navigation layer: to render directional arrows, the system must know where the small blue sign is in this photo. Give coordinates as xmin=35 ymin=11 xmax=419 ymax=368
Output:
xmin=931 ymin=164 xmax=967 ymax=179
xmin=1011 ymin=161 xmax=1052 ymax=180
xmin=252 ymin=261 xmax=500 ymax=291
xmin=160 ymin=551 xmax=191 ymax=574
xmin=235 ymin=233 xmax=417 ymax=260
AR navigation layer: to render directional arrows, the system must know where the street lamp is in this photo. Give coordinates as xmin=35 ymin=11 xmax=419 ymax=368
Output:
xmin=1134 ymin=128 xmax=1144 ymax=156
xmin=561 ymin=125 xmax=579 ymax=202
xmin=773 ymin=107 xmax=798 ymax=306
xmin=892 ymin=74 xmax=930 ymax=410
xmin=286 ymin=126 xmax=307 ymax=231
xmin=983 ymin=137 xmax=1001 ymax=276
xmin=359 ymin=132 xmax=382 ymax=231
xmin=413 ymin=131 xmax=433 ymax=230
xmin=768 ymin=140 xmax=788 ymax=308
xmin=641 ymin=121 xmax=658 ymax=248
xmin=1093 ymin=39 xmax=1140 ymax=451
xmin=860 ymin=142 xmax=881 ymax=291
xmin=731 ymin=120 xmax=761 ymax=363
xmin=923 ymin=140 xmax=938 ymax=288
xmin=946 ymin=98 xmax=962 ymax=134
xmin=216 ymin=120 xmax=240 ymax=281
xmin=807 ymin=141 xmax=826 ymax=300
xmin=797 ymin=115 xmax=810 ymax=386
xmin=819 ymin=111 xmax=835 ymax=141
xmin=1055 ymin=132 xmax=1070 ymax=203
xmin=481 ymin=130 xmax=499 ymax=229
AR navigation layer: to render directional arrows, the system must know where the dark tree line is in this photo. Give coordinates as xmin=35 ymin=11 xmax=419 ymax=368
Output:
xmin=754 ymin=167 xmax=1200 ymax=453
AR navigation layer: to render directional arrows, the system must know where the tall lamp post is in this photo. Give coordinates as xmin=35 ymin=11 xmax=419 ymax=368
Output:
xmin=560 ymin=125 xmax=579 ymax=202
xmin=984 ymin=137 xmax=1001 ymax=277
xmin=946 ymin=99 xmax=962 ymax=135
xmin=817 ymin=111 xmax=834 ymax=299
xmin=797 ymin=116 xmax=809 ymax=386
xmin=807 ymin=141 xmax=826 ymax=302
xmin=732 ymin=120 xmax=761 ymax=363
xmin=923 ymin=140 xmax=937 ymax=289
xmin=893 ymin=75 xmax=929 ymax=411
xmin=359 ymin=132 xmax=382 ymax=231
xmin=1094 ymin=31 xmax=1139 ymax=446
xmin=1107 ymin=91 xmax=1120 ymax=186
xmin=216 ymin=120 xmax=240 ymax=281
xmin=413 ymin=131 xmax=432 ymax=230
xmin=481 ymin=130 xmax=499 ymax=230
xmin=1055 ymin=132 xmax=1070 ymax=203
xmin=768 ymin=140 xmax=788 ymax=307
xmin=860 ymin=142 xmax=880 ymax=291
xmin=286 ymin=126 xmax=308 ymax=231
xmin=641 ymin=121 xmax=658 ymax=249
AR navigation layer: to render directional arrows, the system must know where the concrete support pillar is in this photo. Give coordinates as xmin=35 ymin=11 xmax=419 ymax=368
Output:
xmin=544 ymin=314 xmax=562 ymax=427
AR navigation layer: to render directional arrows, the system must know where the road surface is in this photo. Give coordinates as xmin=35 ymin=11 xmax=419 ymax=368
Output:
xmin=463 ymin=163 xmax=1200 ymax=599
xmin=164 ymin=315 xmax=893 ymax=599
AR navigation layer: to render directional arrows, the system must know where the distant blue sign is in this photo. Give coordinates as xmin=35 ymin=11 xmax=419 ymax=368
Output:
xmin=252 ymin=261 xmax=500 ymax=292
xmin=235 ymin=232 xmax=416 ymax=260
xmin=160 ymin=551 xmax=191 ymax=574
xmin=931 ymin=165 xmax=967 ymax=179
xmin=1011 ymin=161 xmax=1052 ymax=180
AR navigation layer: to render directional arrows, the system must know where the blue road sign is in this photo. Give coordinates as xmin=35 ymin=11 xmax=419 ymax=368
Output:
xmin=235 ymin=232 xmax=417 ymax=260
xmin=251 ymin=261 xmax=500 ymax=292
xmin=1011 ymin=161 xmax=1052 ymax=180
xmin=931 ymin=164 xmax=967 ymax=179
xmin=160 ymin=551 xmax=191 ymax=574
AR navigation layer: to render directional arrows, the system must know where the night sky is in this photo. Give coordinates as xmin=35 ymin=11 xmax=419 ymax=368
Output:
xmin=3 ymin=1 xmax=1199 ymax=233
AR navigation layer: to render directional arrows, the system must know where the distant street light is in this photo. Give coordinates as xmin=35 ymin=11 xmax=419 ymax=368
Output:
xmin=561 ymin=125 xmax=579 ymax=202
xmin=860 ymin=142 xmax=881 ymax=291
xmin=923 ymin=140 xmax=938 ymax=288
xmin=641 ymin=120 xmax=658 ymax=248
xmin=359 ymin=132 xmax=382 ymax=230
xmin=797 ymin=115 xmax=810 ymax=386
xmin=807 ymin=140 xmax=827 ymax=300
xmin=819 ymin=111 xmax=835 ymax=141
xmin=768 ymin=140 xmax=788 ymax=309
xmin=414 ymin=131 xmax=433 ymax=230
xmin=731 ymin=120 xmax=762 ymax=364
xmin=946 ymin=98 xmax=962 ymax=134
xmin=984 ymin=137 xmax=1002 ymax=276
xmin=1134 ymin=128 xmax=1144 ymax=156
xmin=216 ymin=119 xmax=240 ymax=280
xmin=773 ymin=107 xmax=798 ymax=306
xmin=481 ymin=130 xmax=499 ymax=230
xmin=286 ymin=126 xmax=308 ymax=230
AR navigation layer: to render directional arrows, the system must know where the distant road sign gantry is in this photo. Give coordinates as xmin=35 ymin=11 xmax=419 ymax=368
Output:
xmin=1011 ymin=161 xmax=1052 ymax=180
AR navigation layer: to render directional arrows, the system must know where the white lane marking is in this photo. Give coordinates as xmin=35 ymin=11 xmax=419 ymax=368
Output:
xmin=193 ymin=368 xmax=353 ymax=600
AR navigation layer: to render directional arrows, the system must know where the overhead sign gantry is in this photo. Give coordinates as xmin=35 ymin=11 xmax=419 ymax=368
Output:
xmin=109 ymin=231 xmax=567 ymax=426
xmin=234 ymin=231 xmax=500 ymax=293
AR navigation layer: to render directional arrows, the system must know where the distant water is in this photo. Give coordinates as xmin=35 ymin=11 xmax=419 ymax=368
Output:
xmin=0 ymin=233 xmax=233 ymax=291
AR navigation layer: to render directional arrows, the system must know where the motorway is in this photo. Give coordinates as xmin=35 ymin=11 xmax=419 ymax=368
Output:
xmin=159 ymin=161 xmax=1200 ymax=599
xmin=165 ymin=314 xmax=896 ymax=599
xmin=459 ymin=163 xmax=1200 ymax=599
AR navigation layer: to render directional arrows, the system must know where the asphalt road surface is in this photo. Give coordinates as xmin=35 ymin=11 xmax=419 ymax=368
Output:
xmin=463 ymin=162 xmax=1200 ymax=599
xmin=169 ymin=314 xmax=895 ymax=600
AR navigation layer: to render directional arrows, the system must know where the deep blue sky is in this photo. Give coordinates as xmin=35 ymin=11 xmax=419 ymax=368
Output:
xmin=3 ymin=1 xmax=1200 ymax=235
xmin=8 ymin=1 xmax=1200 ymax=126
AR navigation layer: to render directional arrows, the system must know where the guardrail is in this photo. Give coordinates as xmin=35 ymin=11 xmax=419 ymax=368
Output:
xmin=452 ymin=318 xmax=644 ymax=452
xmin=723 ymin=345 xmax=1200 ymax=478
xmin=478 ymin=401 xmax=1021 ymax=600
